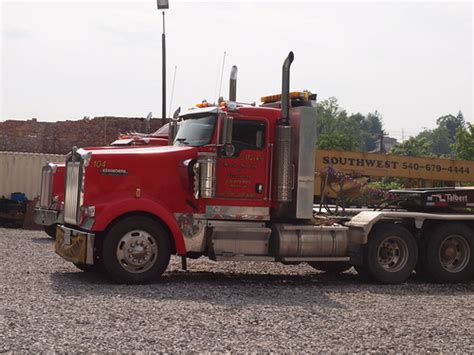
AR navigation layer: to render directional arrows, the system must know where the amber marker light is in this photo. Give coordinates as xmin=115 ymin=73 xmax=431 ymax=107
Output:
xmin=135 ymin=188 xmax=141 ymax=198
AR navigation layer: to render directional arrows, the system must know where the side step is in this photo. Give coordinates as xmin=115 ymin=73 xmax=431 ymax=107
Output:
xmin=209 ymin=220 xmax=271 ymax=258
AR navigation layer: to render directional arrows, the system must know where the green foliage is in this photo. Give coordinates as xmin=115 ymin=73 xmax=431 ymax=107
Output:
xmin=358 ymin=111 xmax=384 ymax=152
xmin=452 ymin=123 xmax=474 ymax=160
xmin=314 ymin=96 xmax=468 ymax=160
xmin=316 ymin=97 xmax=362 ymax=151
xmin=367 ymin=179 xmax=404 ymax=191
xmin=415 ymin=126 xmax=452 ymax=156
xmin=315 ymin=98 xmax=384 ymax=152
xmin=391 ymin=110 xmax=468 ymax=158
xmin=436 ymin=111 xmax=465 ymax=138
xmin=390 ymin=136 xmax=431 ymax=156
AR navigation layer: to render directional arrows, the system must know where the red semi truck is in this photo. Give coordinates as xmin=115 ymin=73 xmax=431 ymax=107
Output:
xmin=34 ymin=123 xmax=172 ymax=237
xmin=53 ymin=53 xmax=474 ymax=284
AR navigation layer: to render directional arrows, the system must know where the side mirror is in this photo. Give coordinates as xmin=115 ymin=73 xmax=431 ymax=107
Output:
xmin=146 ymin=112 xmax=152 ymax=134
xmin=220 ymin=114 xmax=235 ymax=157
xmin=168 ymin=107 xmax=181 ymax=145
xmin=222 ymin=114 xmax=233 ymax=145
xmin=173 ymin=106 xmax=181 ymax=119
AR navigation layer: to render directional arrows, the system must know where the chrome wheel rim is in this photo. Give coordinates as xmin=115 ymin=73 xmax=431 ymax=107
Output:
xmin=377 ymin=236 xmax=409 ymax=272
xmin=439 ymin=235 xmax=470 ymax=273
xmin=116 ymin=230 xmax=158 ymax=273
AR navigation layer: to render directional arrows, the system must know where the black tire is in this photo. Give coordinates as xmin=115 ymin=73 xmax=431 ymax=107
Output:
xmin=364 ymin=224 xmax=417 ymax=284
xmin=420 ymin=223 xmax=474 ymax=283
xmin=309 ymin=262 xmax=352 ymax=273
xmin=44 ymin=224 xmax=57 ymax=239
xmin=74 ymin=263 xmax=100 ymax=272
xmin=102 ymin=216 xmax=171 ymax=284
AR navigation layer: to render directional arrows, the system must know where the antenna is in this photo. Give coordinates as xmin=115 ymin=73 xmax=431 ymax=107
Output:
xmin=168 ymin=65 xmax=177 ymax=118
xmin=217 ymin=51 xmax=226 ymax=100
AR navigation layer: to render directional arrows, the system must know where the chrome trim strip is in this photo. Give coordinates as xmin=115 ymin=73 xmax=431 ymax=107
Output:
xmin=205 ymin=205 xmax=270 ymax=221
xmin=39 ymin=164 xmax=55 ymax=208
xmin=64 ymin=160 xmax=83 ymax=225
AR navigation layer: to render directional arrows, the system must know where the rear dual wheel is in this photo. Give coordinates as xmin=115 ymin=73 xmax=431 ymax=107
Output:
xmin=418 ymin=223 xmax=473 ymax=283
xmin=363 ymin=224 xmax=418 ymax=284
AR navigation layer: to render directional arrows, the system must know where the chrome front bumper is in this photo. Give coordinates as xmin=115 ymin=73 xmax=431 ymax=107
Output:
xmin=55 ymin=225 xmax=95 ymax=265
xmin=34 ymin=207 xmax=59 ymax=226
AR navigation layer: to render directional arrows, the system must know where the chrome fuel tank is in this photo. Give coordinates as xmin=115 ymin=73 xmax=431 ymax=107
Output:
xmin=271 ymin=224 xmax=349 ymax=257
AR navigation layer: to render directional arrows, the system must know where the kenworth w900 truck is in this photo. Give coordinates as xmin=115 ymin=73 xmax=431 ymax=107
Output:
xmin=53 ymin=53 xmax=474 ymax=284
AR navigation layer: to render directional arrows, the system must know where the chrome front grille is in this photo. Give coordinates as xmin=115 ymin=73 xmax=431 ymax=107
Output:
xmin=64 ymin=161 xmax=82 ymax=225
xmin=39 ymin=164 xmax=54 ymax=208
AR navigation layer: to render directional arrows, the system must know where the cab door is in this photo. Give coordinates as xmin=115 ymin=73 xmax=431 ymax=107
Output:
xmin=215 ymin=118 xmax=268 ymax=202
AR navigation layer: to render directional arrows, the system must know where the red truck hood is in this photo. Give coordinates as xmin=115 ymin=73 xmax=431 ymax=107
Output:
xmin=81 ymin=144 xmax=201 ymax=217
xmin=84 ymin=145 xmax=197 ymax=157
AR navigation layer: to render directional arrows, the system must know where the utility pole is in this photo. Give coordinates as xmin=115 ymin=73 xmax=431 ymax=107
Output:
xmin=379 ymin=130 xmax=387 ymax=153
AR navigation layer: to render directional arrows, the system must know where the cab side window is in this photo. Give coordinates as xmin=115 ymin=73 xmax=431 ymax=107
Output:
xmin=232 ymin=120 xmax=266 ymax=151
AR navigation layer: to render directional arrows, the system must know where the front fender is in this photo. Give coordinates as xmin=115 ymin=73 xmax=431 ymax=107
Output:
xmin=91 ymin=198 xmax=186 ymax=255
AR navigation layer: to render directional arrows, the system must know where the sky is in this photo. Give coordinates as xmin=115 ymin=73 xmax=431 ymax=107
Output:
xmin=1 ymin=0 xmax=472 ymax=140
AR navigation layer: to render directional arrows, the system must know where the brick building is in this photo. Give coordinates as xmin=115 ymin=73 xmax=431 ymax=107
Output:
xmin=0 ymin=116 xmax=165 ymax=154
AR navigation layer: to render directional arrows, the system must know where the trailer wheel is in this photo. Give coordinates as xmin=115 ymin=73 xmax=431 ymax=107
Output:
xmin=44 ymin=224 xmax=57 ymax=239
xmin=364 ymin=224 xmax=417 ymax=284
xmin=102 ymin=216 xmax=171 ymax=284
xmin=420 ymin=223 xmax=473 ymax=283
xmin=309 ymin=262 xmax=352 ymax=273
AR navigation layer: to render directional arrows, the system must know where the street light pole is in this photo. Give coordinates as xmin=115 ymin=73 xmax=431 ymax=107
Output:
xmin=157 ymin=0 xmax=169 ymax=124
xmin=162 ymin=11 xmax=166 ymax=124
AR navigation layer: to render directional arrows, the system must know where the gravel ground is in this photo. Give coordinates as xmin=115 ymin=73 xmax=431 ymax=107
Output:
xmin=1 ymin=227 xmax=473 ymax=353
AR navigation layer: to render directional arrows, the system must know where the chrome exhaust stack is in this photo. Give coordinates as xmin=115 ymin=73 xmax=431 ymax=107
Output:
xmin=273 ymin=52 xmax=294 ymax=203
xmin=280 ymin=51 xmax=294 ymax=125
xmin=229 ymin=65 xmax=238 ymax=101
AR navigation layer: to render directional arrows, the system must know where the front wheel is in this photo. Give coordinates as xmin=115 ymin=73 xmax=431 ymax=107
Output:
xmin=420 ymin=223 xmax=473 ymax=283
xmin=102 ymin=216 xmax=171 ymax=284
xmin=364 ymin=224 xmax=417 ymax=284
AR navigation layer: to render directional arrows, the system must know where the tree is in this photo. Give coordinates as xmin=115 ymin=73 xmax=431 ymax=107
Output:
xmin=390 ymin=136 xmax=431 ymax=157
xmin=452 ymin=123 xmax=474 ymax=160
xmin=436 ymin=112 xmax=465 ymax=138
xmin=316 ymin=97 xmax=362 ymax=151
xmin=416 ymin=127 xmax=452 ymax=157
xmin=394 ymin=111 xmax=465 ymax=158
xmin=358 ymin=111 xmax=383 ymax=152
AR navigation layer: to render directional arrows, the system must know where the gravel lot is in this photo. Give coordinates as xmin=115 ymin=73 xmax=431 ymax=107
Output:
xmin=1 ymin=227 xmax=473 ymax=353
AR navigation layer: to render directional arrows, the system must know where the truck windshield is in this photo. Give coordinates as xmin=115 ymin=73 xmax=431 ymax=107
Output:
xmin=173 ymin=114 xmax=216 ymax=147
